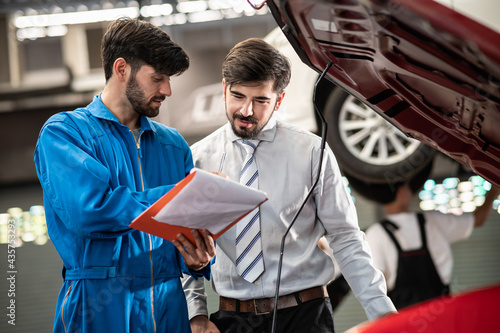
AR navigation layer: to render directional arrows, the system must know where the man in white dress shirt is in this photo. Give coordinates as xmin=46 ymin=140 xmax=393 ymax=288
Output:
xmin=183 ymin=38 xmax=396 ymax=333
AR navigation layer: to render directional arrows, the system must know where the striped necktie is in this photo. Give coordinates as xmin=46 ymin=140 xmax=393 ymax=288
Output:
xmin=236 ymin=139 xmax=265 ymax=283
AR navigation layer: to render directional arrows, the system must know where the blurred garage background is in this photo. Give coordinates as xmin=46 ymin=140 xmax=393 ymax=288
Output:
xmin=0 ymin=1 xmax=499 ymax=332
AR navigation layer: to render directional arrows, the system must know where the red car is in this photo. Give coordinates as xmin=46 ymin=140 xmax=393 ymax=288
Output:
xmin=251 ymin=0 xmax=500 ymax=331
xmin=257 ymin=0 xmax=500 ymax=188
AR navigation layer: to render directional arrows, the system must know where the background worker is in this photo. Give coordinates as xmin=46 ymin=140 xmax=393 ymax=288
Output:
xmin=361 ymin=169 xmax=500 ymax=309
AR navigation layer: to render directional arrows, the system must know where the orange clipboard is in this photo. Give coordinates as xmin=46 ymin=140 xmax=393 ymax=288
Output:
xmin=129 ymin=169 xmax=268 ymax=244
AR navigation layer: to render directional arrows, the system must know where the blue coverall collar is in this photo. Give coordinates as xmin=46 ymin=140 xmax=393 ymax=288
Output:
xmin=88 ymin=93 xmax=154 ymax=132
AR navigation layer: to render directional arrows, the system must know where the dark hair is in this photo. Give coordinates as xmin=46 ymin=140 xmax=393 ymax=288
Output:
xmin=345 ymin=160 xmax=434 ymax=204
xmin=101 ymin=17 xmax=189 ymax=82
xmin=222 ymin=38 xmax=291 ymax=94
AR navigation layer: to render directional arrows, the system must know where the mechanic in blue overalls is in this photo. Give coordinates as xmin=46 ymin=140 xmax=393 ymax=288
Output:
xmin=34 ymin=18 xmax=215 ymax=332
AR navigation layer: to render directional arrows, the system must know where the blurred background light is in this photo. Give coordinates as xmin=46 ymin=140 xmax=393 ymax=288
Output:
xmin=458 ymin=181 xmax=473 ymax=192
xmin=423 ymin=179 xmax=435 ymax=191
xmin=188 ymin=9 xmax=223 ymax=23
xmin=418 ymin=175 xmax=499 ymax=215
xmin=140 ymin=4 xmax=174 ymax=17
xmin=14 ymin=7 xmax=140 ymax=28
xmin=443 ymin=177 xmax=459 ymax=189
xmin=0 ymin=205 xmax=48 ymax=246
xmin=12 ymin=0 xmax=269 ymax=36
xmin=177 ymin=0 xmax=208 ymax=13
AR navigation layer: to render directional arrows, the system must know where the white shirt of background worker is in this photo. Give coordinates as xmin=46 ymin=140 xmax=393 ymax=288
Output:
xmin=366 ymin=182 xmax=500 ymax=290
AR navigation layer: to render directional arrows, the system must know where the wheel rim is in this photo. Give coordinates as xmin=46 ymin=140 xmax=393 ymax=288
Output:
xmin=338 ymin=95 xmax=421 ymax=166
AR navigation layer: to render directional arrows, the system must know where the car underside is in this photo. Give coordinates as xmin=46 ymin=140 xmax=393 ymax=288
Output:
xmin=259 ymin=0 xmax=500 ymax=187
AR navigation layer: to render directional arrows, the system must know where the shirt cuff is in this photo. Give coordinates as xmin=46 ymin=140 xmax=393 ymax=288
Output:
xmin=364 ymin=296 xmax=398 ymax=320
xmin=186 ymin=296 xmax=210 ymax=320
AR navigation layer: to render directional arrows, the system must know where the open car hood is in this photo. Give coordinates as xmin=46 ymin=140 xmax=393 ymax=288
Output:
xmin=263 ymin=0 xmax=500 ymax=186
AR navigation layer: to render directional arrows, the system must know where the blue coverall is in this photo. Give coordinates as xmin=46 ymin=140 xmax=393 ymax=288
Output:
xmin=35 ymin=94 xmax=207 ymax=332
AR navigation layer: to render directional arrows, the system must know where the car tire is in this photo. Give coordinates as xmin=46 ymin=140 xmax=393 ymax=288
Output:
xmin=323 ymin=88 xmax=435 ymax=184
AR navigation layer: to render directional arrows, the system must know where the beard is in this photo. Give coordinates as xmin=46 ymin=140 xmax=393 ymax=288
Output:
xmin=227 ymin=100 xmax=278 ymax=139
xmin=229 ymin=113 xmax=263 ymax=139
xmin=126 ymin=75 xmax=164 ymax=118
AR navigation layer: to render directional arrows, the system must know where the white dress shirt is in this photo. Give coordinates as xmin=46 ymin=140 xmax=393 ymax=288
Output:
xmin=365 ymin=211 xmax=474 ymax=290
xmin=183 ymin=115 xmax=396 ymax=320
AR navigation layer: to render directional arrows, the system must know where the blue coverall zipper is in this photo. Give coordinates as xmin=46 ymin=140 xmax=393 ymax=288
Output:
xmin=133 ymin=130 xmax=156 ymax=333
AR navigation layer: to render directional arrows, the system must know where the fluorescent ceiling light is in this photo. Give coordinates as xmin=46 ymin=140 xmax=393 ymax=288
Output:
xmin=231 ymin=0 xmax=255 ymax=14
xmin=188 ymin=9 xmax=223 ymax=23
xmin=208 ymin=0 xmax=233 ymax=10
xmin=177 ymin=1 xmax=208 ymax=13
xmin=14 ymin=7 xmax=139 ymax=28
xmin=47 ymin=25 xmax=68 ymax=37
xmin=140 ymin=4 xmax=174 ymax=18
xmin=17 ymin=27 xmax=46 ymax=40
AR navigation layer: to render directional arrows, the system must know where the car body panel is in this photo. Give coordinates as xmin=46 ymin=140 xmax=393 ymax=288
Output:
xmin=265 ymin=0 xmax=500 ymax=186
xmin=345 ymin=283 xmax=500 ymax=333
